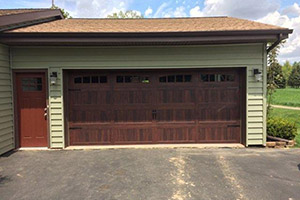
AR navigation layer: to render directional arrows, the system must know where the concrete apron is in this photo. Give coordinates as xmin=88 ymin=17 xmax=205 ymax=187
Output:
xmin=18 ymin=144 xmax=245 ymax=151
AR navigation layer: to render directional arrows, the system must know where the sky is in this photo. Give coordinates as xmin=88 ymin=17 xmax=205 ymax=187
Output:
xmin=1 ymin=0 xmax=300 ymax=63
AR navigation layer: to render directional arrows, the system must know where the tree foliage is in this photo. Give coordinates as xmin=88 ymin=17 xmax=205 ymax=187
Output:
xmin=107 ymin=10 xmax=143 ymax=18
xmin=282 ymin=60 xmax=293 ymax=81
xmin=288 ymin=62 xmax=300 ymax=88
xmin=51 ymin=5 xmax=72 ymax=19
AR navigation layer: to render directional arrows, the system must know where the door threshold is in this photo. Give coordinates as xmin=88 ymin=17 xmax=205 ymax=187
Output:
xmin=66 ymin=143 xmax=245 ymax=150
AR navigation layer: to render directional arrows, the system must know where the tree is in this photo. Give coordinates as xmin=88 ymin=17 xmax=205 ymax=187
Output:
xmin=107 ymin=10 xmax=143 ymax=18
xmin=272 ymin=63 xmax=286 ymax=88
xmin=51 ymin=5 xmax=72 ymax=19
xmin=267 ymin=41 xmax=285 ymax=114
xmin=268 ymin=42 xmax=286 ymax=88
xmin=293 ymin=61 xmax=300 ymax=68
xmin=282 ymin=60 xmax=293 ymax=81
xmin=288 ymin=63 xmax=300 ymax=88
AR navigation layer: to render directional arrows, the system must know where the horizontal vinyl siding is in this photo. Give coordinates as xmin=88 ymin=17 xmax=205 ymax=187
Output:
xmin=48 ymin=67 xmax=64 ymax=148
xmin=11 ymin=44 xmax=266 ymax=147
xmin=0 ymin=44 xmax=14 ymax=155
xmin=12 ymin=45 xmax=263 ymax=69
xmin=246 ymin=44 xmax=266 ymax=146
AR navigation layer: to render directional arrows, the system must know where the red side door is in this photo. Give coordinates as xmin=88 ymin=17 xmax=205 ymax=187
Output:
xmin=16 ymin=72 xmax=48 ymax=147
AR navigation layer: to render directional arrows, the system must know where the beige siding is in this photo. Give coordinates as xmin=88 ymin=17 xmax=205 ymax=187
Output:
xmin=11 ymin=44 xmax=266 ymax=147
xmin=0 ymin=44 xmax=14 ymax=155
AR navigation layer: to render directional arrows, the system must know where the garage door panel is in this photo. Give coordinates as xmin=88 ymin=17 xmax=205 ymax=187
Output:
xmin=156 ymin=109 xmax=196 ymax=121
xmin=197 ymin=88 xmax=239 ymax=103
xmin=197 ymin=126 xmax=240 ymax=143
xmin=113 ymin=90 xmax=152 ymax=104
xmin=198 ymin=107 xmax=240 ymax=121
xmin=113 ymin=109 xmax=153 ymax=122
xmin=69 ymin=127 xmax=112 ymax=145
xmin=156 ymin=125 xmax=196 ymax=143
xmin=157 ymin=89 xmax=196 ymax=103
xmin=113 ymin=127 xmax=154 ymax=144
xmin=72 ymin=91 xmax=111 ymax=105
xmin=69 ymin=109 xmax=111 ymax=122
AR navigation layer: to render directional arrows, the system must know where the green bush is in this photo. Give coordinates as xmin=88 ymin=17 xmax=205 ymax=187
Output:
xmin=267 ymin=117 xmax=297 ymax=140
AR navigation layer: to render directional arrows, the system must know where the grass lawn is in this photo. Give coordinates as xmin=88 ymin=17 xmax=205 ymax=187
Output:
xmin=272 ymin=87 xmax=300 ymax=107
xmin=269 ymin=108 xmax=300 ymax=147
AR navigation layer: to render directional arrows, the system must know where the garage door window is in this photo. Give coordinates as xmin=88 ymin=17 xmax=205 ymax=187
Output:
xmin=200 ymin=74 xmax=235 ymax=82
xmin=159 ymin=75 xmax=192 ymax=83
xmin=116 ymin=76 xmax=150 ymax=83
xmin=74 ymin=76 xmax=107 ymax=84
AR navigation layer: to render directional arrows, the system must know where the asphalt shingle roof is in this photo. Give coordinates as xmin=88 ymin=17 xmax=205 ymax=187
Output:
xmin=6 ymin=16 xmax=288 ymax=33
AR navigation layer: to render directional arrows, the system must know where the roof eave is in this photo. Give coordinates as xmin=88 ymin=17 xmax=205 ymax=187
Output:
xmin=0 ymin=29 xmax=293 ymax=46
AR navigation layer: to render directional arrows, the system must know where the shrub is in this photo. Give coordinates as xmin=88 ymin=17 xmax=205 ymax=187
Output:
xmin=288 ymin=63 xmax=300 ymax=88
xmin=267 ymin=117 xmax=297 ymax=140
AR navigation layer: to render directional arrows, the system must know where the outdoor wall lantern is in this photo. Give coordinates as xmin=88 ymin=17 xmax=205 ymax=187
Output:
xmin=50 ymin=72 xmax=58 ymax=85
xmin=253 ymin=69 xmax=262 ymax=82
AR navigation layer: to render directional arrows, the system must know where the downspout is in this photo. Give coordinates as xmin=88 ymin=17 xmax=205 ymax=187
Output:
xmin=266 ymin=33 xmax=283 ymax=54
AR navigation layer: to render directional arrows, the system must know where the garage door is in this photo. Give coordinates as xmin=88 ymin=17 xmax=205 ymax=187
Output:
xmin=66 ymin=69 xmax=243 ymax=145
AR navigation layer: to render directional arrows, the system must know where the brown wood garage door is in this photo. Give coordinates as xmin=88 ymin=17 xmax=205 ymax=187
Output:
xmin=65 ymin=69 xmax=244 ymax=145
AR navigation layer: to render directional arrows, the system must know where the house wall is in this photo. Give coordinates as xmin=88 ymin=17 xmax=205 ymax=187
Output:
xmin=0 ymin=44 xmax=14 ymax=155
xmin=11 ymin=43 xmax=267 ymax=148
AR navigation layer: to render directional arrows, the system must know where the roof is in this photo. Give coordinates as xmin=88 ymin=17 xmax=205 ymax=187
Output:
xmin=0 ymin=9 xmax=48 ymax=17
xmin=0 ymin=9 xmax=64 ymax=32
xmin=7 ymin=16 xmax=289 ymax=33
xmin=0 ymin=14 xmax=293 ymax=46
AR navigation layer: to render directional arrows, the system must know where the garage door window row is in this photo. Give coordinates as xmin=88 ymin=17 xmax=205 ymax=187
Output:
xmin=73 ymin=74 xmax=234 ymax=85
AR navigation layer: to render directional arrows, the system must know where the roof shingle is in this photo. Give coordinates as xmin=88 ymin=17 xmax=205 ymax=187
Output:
xmin=7 ymin=16 xmax=288 ymax=33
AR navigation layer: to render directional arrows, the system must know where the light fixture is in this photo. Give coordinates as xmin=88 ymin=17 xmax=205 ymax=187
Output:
xmin=50 ymin=72 xmax=58 ymax=85
xmin=253 ymin=69 xmax=262 ymax=82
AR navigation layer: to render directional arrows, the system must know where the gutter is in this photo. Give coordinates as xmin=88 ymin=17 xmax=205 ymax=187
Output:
xmin=266 ymin=33 xmax=283 ymax=53
xmin=266 ymin=31 xmax=292 ymax=54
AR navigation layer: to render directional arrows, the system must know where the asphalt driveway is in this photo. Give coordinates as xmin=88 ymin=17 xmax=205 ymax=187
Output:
xmin=0 ymin=148 xmax=300 ymax=200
